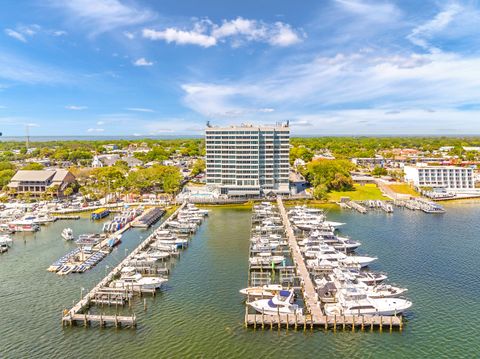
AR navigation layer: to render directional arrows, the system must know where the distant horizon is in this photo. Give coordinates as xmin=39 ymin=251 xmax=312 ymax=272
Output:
xmin=1 ymin=133 xmax=480 ymax=143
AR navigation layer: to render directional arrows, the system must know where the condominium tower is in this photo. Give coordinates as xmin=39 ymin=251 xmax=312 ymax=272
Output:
xmin=404 ymin=164 xmax=474 ymax=191
xmin=205 ymin=123 xmax=290 ymax=197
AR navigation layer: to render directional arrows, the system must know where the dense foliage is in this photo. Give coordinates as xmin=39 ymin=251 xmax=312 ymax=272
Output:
xmin=303 ymin=159 xmax=355 ymax=199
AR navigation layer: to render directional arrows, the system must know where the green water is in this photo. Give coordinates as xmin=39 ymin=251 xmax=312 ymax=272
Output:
xmin=0 ymin=205 xmax=479 ymax=358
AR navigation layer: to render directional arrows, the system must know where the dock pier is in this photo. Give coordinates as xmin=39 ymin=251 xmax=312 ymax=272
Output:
xmin=243 ymin=197 xmax=403 ymax=331
xmin=61 ymin=204 xmax=186 ymax=328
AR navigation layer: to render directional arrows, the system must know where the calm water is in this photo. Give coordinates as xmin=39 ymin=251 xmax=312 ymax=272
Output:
xmin=0 ymin=204 xmax=479 ymax=358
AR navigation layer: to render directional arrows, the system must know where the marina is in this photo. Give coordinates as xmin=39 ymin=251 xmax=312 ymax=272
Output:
xmin=61 ymin=203 xmax=208 ymax=328
xmin=0 ymin=203 xmax=480 ymax=357
xmin=243 ymin=199 xmax=405 ymax=330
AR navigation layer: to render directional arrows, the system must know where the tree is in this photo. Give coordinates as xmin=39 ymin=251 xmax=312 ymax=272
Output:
xmin=303 ymin=159 xmax=354 ymax=192
xmin=190 ymin=159 xmax=205 ymax=177
xmin=371 ymin=166 xmax=388 ymax=177
xmin=313 ymin=184 xmax=329 ymax=200
xmin=22 ymin=163 xmax=44 ymax=170
xmin=64 ymin=187 xmax=74 ymax=197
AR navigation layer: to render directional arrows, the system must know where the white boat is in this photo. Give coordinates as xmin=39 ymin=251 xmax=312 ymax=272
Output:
xmin=249 ymin=253 xmax=285 ymax=266
xmin=0 ymin=235 xmax=13 ymax=247
xmin=324 ymin=286 xmax=412 ymax=316
xmin=239 ymin=284 xmax=283 ymax=298
xmin=61 ymin=228 xmax=74 ymax=241
xmin=110 ymin=267 xmax=168 ymax=291
xmin=248 ymin=289 xmax=303 ymax=315
xmin=365 ymin=284 xmax=408 ymax=299
xmin=8 ymin=219 xmax=40 ymax=232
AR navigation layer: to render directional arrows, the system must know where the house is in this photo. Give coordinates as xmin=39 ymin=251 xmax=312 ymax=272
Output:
xmin=92 ymin=154 xmax=143 ymax=168
xmin=8 ymin=169 xmax=76 ymax=197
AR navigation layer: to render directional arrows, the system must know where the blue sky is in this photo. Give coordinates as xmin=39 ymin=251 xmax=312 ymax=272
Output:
xmin=1 ymin=0 xmax=480 ymax=136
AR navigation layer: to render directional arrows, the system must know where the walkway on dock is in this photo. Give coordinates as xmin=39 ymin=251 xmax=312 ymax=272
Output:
xmin=62 ymin=203 xmax=185 ymax=328
xmin=276 ymin=197 xmax=323 ymax=321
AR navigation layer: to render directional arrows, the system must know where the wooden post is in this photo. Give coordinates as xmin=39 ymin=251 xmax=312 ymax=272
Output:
xmin=277 ymin=306 xmax=280 ymax=329
xmin=370 ymin=316 xmax=374 ymax=331
xmin=144 ymin=298 xmax=147 ymax=311
xmin=244 ymin=306 xmax=248 ymax=327
xmin=324 ymin=315 xmax=328 ymax=330
xmin=310 ymin=314 xmax=313 ymax=330
xmin=361 ymin=315 xmax=364 ymax=330
xmin=399 ymin=315 xmax=403 ymax=331
xmin=352 ymin=315 xmax=355 ymax=332
xmin=379 ymin=316 xmax=383 ymax=332
xmin=334 ymin=314 xmax=337 ymax=331
xmin=254 ymin=312 xmax=257 ymax=329
xmin=390 ymin=316 xmax=393 ymax=331
xmin=342 ymin=315 xmax=346 ymax=330
xmin=286 ymin=314 xmax=289 ymax=331
xmin=294 ymin=312 xmax=298 ymax=330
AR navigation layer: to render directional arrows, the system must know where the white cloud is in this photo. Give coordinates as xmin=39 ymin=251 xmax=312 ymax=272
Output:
xmin=407 ymin=3 xmax=462 ymax=51
xmin=126 ymin=107 xmax=155 ymax=112
xmin=124 ymin=31 xmax=134 ymax=39
xmin=334 ymin=0 xmax=401 ymax=23
xmin=268 ymin=23 xmax=303 ymax=46
xmin=51 ymin=0 xmax=155 ymax=35
xmin=96 ymin=120 xmax=105 ymax=125
xmin=181 ymin=50 xmax=480 ymax=131
xmin=142 ymin=17 xmax=303 ymax=48
xmin=87 ymin=128 xmax=105 ymax=133
xmin=142 ymin=28 xmax=216 ymax=47
xmin=52 ymin=30 xmax=68 ymax=36
xmin=133 ymin=57 xmax=154 ymax=66
xmin=65 ymin=105 xmax=87 ymax=110
xmin=5 ymin=29 xmax=27 ymax=42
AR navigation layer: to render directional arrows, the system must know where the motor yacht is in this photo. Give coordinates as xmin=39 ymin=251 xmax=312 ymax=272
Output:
xmin=324 ymin=285 xmax=412 ymax=316
xmin=248 ymin=289 xmax=303 ymax=315
xmin=110 ymin=267 xmax=168 ymax=291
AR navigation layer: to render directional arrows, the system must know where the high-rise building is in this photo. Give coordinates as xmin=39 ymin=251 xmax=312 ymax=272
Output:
xmin=205 ymin=123 xmax=290 ymax=197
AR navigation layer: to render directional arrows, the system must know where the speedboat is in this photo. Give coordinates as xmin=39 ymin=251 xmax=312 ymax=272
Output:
xmin=365 ymin=284 xmax=408 ymax=299
xmin=61 ymin=228 xmax=74 ymax=241
xmin=249 ymin=253 xmax=285 ymax=266
xmin=110 ymin=267 xmax=167 ymax=291
xmin=248 ymin=289 xmax=303 ymax=315
xmin=0 ymin=235 xmax=13 ymax=247
xmin=239 ymin=284 xmax=283 ymax=298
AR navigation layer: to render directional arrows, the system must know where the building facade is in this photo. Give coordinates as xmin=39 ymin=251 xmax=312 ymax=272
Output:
xmin=8 ymin=169 xmax=76 ymax=197
xmin=404 ymin=165 xmax=475 ymax=190
xmin=205 ymin=123 xmax=290 ymax=197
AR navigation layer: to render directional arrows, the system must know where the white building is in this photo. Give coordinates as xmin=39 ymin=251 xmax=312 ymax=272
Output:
xmin=205 ymin=123 xmax=290 ymax=197
xmin=404 ymin=164 xmax=475 ymax=191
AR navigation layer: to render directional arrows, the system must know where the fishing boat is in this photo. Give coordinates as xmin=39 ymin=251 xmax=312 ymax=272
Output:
xmin=248 ymin=289 xmax=303 ymax=315
xmin=61 ymin=228 xmax=74 ymax=241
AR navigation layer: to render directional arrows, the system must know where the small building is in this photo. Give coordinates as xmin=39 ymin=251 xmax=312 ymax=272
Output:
xmin=92 ymin=154 xmax=143 ymax=168
xmin=8 ymin=169 xmax=76 ymax=197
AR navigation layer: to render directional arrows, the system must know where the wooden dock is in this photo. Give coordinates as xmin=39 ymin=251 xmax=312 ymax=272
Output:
xmin=277 ymin=197 xmax=323 ymax=321
xmin=244 ymin=313 xmax=403 ymax=330
xmin=62 ymin=203 xmax=186 ymax=329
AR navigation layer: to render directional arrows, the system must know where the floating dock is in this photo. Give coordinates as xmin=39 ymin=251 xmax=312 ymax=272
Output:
xmin=131 ymin=207 xmax=165 ymax=228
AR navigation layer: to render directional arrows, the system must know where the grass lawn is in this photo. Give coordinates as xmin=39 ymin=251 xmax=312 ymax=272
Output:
xmin=328 ymin=184 xmax=390 ymax=202
xmin=386 ymin=183 xmax=420 ymax=197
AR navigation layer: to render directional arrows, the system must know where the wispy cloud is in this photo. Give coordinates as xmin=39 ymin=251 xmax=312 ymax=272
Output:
xmin=334 ymin=0 xmax=401 ymax=23
xmin=126 ymin=107 xmax=155 ymax=112
xmin=133 ymin=57 xmax=154 ymax=66
xmin=50 ymin=0 xmax=155 ymax=35
xmin=87 ymin=128 xmax=105 ymax=133
xmin=65 ymin=105 xmax=87 ymax=110
xmin=407 ymin=3 xmax=462 ymax=51
xmin=5 ymin=29 xmax=27 ymax=42
xmin=142 ymin=17 xmax=303 ymax=48
xmin=0 ymin=52 xmax=70 ymax=84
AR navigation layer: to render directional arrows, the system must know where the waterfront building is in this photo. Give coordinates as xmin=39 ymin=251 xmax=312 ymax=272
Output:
xmin=205 ymin=123 xmax=290 ymax=197
xmin=8 ymin=169 xmax=76 ymax=197
xmin=404 ymin=164 xmax=475 ymax=191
